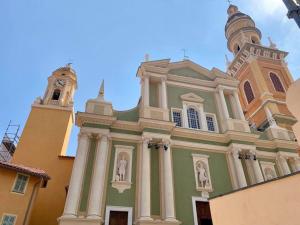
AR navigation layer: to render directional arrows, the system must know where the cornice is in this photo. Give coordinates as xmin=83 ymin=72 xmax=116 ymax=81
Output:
xmin=76 ymin=112 xmax=117 ymax=127
xmin=138 ymin=118 xmax=175 ymax=132
xmin=228 ymin=42 xmax=288 ymax=77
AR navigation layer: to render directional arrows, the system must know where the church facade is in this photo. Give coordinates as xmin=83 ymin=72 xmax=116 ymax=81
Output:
xmin=57 ymin=5 xmax=299 ymax=225
xmin=3 ymin=4 xmax=300 ymax=225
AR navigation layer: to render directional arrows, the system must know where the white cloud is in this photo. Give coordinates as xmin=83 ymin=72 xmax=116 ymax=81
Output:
xmin=242 ymin=0 xmax=286 ymax=19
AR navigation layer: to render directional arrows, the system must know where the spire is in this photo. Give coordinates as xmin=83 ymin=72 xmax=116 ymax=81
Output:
xmin=96 ymin=80 xmax=105 ymax=101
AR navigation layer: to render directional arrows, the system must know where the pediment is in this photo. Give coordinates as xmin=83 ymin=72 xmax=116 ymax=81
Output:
xmin=180 ymin=93 xmax=204 ymax=103
xmin=168 ymin=60 xmax=214 ymax=81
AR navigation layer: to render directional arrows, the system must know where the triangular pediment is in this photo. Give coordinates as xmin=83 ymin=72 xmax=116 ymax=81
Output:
xmin=180 ymin=93 xmax=204 ymax=103
xmin=168 ymin=60 xmax=214 ymax=81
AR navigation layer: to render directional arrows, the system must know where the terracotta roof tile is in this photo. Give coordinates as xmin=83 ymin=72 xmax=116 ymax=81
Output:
xmin=0 ymin=161 xmax=50 ymax=180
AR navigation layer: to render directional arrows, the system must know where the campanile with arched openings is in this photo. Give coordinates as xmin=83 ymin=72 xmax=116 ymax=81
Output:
xmin=225 ymin=4 xmax=297 ymax=134
xmin=12 ymin=64 xmax=77 ymax=225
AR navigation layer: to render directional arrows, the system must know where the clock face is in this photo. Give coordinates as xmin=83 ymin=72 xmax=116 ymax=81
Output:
xmin=55 ymin=79 xmax=66 ymax=87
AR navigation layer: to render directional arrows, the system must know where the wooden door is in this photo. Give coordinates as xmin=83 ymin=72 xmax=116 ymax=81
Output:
xmin=109 ymin=211 xmax=128 ymax=225
xmin=196 ymin=201 xmax=213 ymax=225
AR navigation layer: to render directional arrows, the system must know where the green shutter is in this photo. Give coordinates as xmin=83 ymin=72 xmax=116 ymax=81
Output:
xmin=13 ymin=174 xmax=29 ymax=193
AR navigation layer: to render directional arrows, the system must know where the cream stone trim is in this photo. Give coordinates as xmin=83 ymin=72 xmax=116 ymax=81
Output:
xmin=32 ymin=103 xmax=73 ymax=112
xmin=260 ymin=161 xmax=277 ymax=181
xmin=111 ymin=145 xmax=134 ymax=193
xmin=172 ymin=140 xmax=227 ymax=153
xmin=191 ymin=197 xmax=208 ymax=225
xmin=192 ymin=154 xmax=213 ymax=193
xmin=76 ymin=112 xmax=117 ymax=127
xmin=1 ymin=213 xmax=17 ymax=225
xmin=11 ymin=173 xmax=30 ymax=195
xmin=205 ymin=113 xmax=219 ymax=133
xmin=104 ymin=206 xmax=133 ymax=225
xmin=180 ymin=93 xmax=205 ymax=103
xmin=167 ymin=80 xmax=215 ymax=92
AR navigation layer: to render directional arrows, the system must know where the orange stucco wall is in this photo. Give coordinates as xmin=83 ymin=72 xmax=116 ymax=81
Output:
xmin=210 ymin=173 xmax=300 ymax=225
xmin=237 ymin=58 xmax=293 ymax=128
xmin=0 ymin=168 xmax=40 ymax=225
xmin=12 ymin=106 xmax=74 ymax=225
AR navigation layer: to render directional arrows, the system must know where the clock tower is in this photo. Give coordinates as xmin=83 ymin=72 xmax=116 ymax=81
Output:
xmin=42 ymin=63 xmax=77 ymax=107
xmin=12 ymin=64 xmax=77 ymax=225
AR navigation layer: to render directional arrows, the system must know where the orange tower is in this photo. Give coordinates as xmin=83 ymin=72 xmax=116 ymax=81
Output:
xmin=225 ymin=5 xmax=297 ymax=139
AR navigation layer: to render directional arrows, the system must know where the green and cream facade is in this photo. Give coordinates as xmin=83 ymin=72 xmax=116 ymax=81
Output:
xmin=58 ymin=59 xmax=299 ymax=225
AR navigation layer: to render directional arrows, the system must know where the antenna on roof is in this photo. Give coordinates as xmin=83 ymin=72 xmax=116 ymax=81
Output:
xmin=181 ymin=49 xmax=189 ymax=60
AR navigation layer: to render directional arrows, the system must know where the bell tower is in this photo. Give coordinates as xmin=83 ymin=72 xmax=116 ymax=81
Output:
xmin=41 ymin=63 xmax=77 ymax=107
xmin=225 ymin=5 xmax=297 ymax=141
xmin=12 ymin=64 xmax=77 ymax=225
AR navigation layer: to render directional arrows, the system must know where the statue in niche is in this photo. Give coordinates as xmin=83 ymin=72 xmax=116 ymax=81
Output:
xmin=116 ymin=154 xmax=127 ymax=182
xmin=196 ymin=161 xmax=209 ymax=188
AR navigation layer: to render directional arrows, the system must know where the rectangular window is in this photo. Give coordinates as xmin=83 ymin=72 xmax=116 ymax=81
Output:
xmin=12 ymin=174 xmax=29 ymax=194
xmin=206 ymin=115 xmax=215 ymax=132
xmin=172 ymin=110 xmax=182 ymax=127
xmin=1 ymin=215 xmax=16 ymax=225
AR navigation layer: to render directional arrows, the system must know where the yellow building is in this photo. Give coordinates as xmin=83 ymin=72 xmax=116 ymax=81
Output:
xmin=0 ymin=161 xmax=49 ymax=225
xmin=11 ymin=64 xmax=77 ymax=225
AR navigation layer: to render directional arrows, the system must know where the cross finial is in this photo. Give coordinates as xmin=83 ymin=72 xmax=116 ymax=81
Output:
xmin=227 ymin=0 xmax=232 ymax=4
xmin=181 ymin=49 xmax=189 ymax=60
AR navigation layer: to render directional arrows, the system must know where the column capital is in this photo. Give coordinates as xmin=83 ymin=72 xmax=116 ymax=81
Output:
xmin=78 ymin=131 xmax=91 ymax=139
xmin=160 ymin=76 xmax=167 ymax=82
xmin=142 ymin=136 xmax=152 ymax=143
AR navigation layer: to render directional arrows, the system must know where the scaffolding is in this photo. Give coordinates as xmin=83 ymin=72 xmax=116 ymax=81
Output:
xmin=0 ymin=121 xmax=20 ymax=162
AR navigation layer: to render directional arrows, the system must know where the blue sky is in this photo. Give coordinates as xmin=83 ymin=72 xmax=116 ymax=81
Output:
xmin=1 ymin=0 xmax=299 ymax=156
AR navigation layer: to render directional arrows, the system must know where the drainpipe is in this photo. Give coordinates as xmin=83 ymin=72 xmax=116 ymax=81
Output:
xmin=23 ymin=179 xmax=42 ymax=225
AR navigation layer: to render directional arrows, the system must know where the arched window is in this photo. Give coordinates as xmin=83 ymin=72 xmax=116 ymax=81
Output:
xmin=244 ymin=81 xmax=255 ymax=104
xmin=270 ymin=73 xmax=285 ymax=93
xmin=187 ymin=107 xmax=200 ymax=129
xmin=52 ymin=89 xmax=61 ymax=100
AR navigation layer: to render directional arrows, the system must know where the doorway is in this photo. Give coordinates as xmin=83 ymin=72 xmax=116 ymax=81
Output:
xmin=196 ymin=201 xmax=213 ymax=225
xmin=105 ymin=206 xmax=133 ymax=225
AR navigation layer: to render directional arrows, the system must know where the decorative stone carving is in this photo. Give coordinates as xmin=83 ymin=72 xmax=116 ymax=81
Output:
xmin=111 ymin=145 xmax=134 ymax=193
xmin=260 ymin=161 xmax=277 ymax=181
xmin=192 ymin=154 xmax=213 ymax=193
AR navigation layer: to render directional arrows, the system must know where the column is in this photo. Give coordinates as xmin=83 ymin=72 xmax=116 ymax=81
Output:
xmin=233 ymin=91 xmax=246 ymax=120
xmin=143 ymin=76 xmax=150 ymax=107
xmin=276 ymin=155 xmax=291 ymax=176
xmin=162 ymin=140 xmax=176 ymax=221
xmin=87 ymin=134 xmax=110 ymax=219
xmin=182 ymin=103 xmax=188 ymax=128
xmin=62 ymin=132 xmax=90 ymax=218
xmin=218 ymin=88 xmax=230 ymax=120
xmin=140 ymin=138 xmax=152 ymax=220
xmin=232 ymin=150 xmax=247 ymax=188
xmin=251 ymin=155 xmax=264 ymax=183
xmin=199 ymin=106 xmax=208 ymax=131
xmin=161 ymin=77 xmax=168 ymax=109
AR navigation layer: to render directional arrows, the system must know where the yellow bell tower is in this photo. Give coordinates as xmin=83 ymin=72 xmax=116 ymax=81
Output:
xmin=12 ymin=64 xmax=77 ymax=225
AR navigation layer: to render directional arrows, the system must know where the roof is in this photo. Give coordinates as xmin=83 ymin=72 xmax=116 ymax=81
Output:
xmin=0 ymin=161 xmax=50 ymax=180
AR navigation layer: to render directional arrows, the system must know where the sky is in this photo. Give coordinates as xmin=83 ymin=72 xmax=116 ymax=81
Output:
xmin=0 ymin=0 xmax=299 ymax=156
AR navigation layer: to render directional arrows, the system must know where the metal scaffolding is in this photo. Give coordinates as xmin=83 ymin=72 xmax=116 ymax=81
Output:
xmin=0 ymin=121 xmax=20 ymax=162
